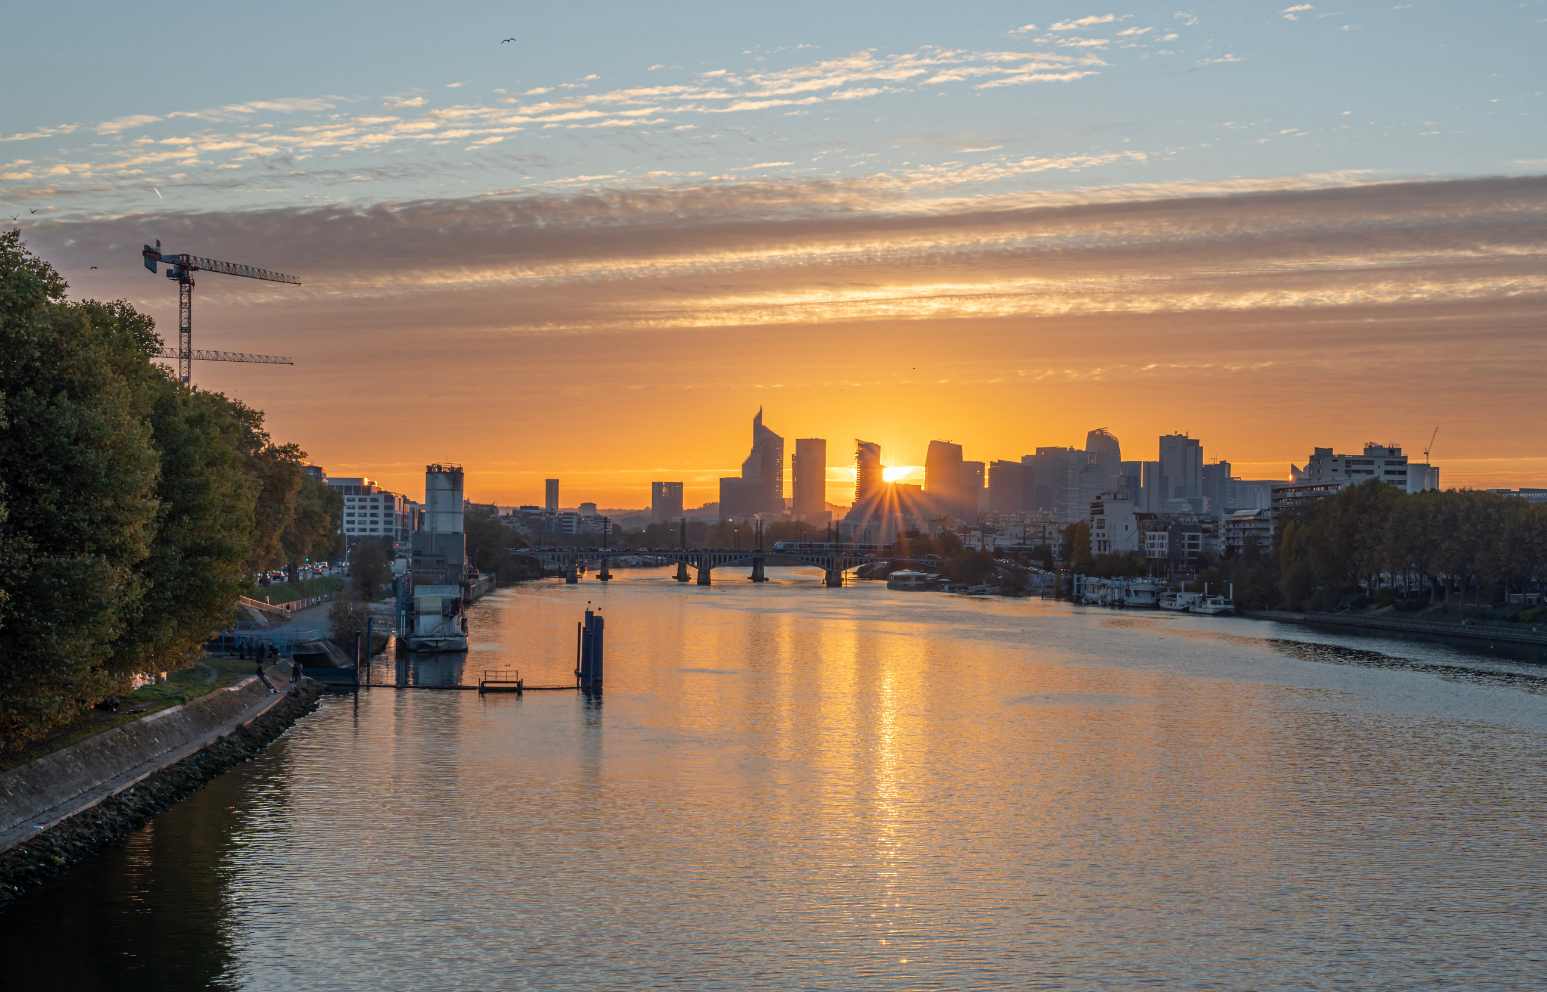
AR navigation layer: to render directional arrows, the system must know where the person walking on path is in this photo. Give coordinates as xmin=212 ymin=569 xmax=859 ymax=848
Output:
xmin=255 ymin=656 xmax=277 ymax=694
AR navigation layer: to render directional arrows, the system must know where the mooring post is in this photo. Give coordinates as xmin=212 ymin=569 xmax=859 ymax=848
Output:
xmin=697 ymin=556 xmax=712 ymax=586
xmin=589 ymin=612 xmax=604 ymax=693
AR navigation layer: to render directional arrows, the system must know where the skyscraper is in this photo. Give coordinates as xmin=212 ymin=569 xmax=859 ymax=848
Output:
xmin=1158 ymin=433 xmax=1204 ymax=509
xmin=651 ymin=481 xmax=684 ymax=523
xmin=718 ymin=408 xmax=785 ymax=520
xmin=854 ymin=440 xmax=884 ymax=504
xmin=544 ymin=478 xmax=559 ymax=513
xmin=792 ymin=438 xmax=827 ymax=522
xmin=960 ymin=460 xmax=986 ymax=515
xmin=988 ymin=459 xmax=1025 ymax=515
xmin=1022 ymin=447 xmax=1083 ymax=522
xmin=924 ymin=440 xmax=965 ymax=517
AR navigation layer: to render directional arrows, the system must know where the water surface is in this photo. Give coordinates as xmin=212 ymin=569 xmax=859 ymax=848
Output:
xmin=6 ymin=568 xmax=1547 ymax=990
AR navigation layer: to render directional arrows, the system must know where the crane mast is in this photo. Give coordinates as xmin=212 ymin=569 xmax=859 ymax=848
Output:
xmin=141 ymin=241 xmax=301 ymax=386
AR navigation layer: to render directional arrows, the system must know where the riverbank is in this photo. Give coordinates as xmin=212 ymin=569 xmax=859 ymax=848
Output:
xmin=0 ymin=674 xmax=321 ymax=911
xmin=1243 ymin=609 xmax=1547 ymax=649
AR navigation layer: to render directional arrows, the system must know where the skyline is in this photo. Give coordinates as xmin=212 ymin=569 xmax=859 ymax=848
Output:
xmin=334 ymin=411 xmax=1488 ymax=512
xmin=4 ymin=1 xmax=1545 ymax=505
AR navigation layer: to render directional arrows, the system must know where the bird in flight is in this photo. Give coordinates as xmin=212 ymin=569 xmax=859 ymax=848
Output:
xmin=90 ymin=265 xmax=99 ymax=270
xmin=501 ymin=37 xmax=517 ymax=44
xmin=153 ymin=186 xmax=164 ymax=200
xmin=28 ymin=208 xmax=39 ymax=215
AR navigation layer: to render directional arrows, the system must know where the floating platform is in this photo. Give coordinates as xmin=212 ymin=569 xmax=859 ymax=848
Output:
xmin=478 ymin=669 xmax=524 ymax=694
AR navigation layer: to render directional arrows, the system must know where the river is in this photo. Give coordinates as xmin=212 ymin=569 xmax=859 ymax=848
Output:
xmin=5 ymin=568 xmax=1547 ymax=990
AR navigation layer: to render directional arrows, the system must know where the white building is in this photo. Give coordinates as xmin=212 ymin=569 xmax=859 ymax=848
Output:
xmin=1292 ymin=443 xmax=1438 ymax=494
xmin=1090 ymin=494 xmax=1141 ymax=555
xmin=342 ymin=490 xmax=411 ymax=543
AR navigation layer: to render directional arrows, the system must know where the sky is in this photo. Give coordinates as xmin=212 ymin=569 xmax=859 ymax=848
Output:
xmin=4 ymin=1 xmax=1546 ymax=507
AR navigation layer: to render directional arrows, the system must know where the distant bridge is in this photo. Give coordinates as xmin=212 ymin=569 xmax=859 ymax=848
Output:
xmin=521 ymin=547 xmax=886 ymax=587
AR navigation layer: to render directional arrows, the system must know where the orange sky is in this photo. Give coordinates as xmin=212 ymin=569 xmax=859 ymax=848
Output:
xmin=24 ymin=173 xmax=1547 ymax=508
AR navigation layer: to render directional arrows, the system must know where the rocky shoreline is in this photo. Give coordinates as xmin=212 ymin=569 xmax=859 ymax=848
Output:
xmin=0 ymin=680 xmax=322 ymax=912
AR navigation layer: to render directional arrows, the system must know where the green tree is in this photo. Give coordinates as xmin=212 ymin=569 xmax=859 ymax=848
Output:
xmin=0 ymin=233 xmax=162 ymax=746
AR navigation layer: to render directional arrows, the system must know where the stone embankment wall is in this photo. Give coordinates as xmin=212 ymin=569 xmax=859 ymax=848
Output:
xmin=0 ymin=679 xmax=321 ymax=910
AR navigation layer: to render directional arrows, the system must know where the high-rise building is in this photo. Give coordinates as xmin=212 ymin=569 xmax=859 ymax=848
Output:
xmin=1085 ymin=428 xmax=1122 ymax=476
xmin=924 ymin=440 xmax=966 ymax=517
xmin=651 ymin=481 xmax=684 ymax=524
xmin=1023 ymin=447 xmax=1084 ymax=522
xmin=988 ymin=459 xmax=1025 ymax=515
xmin=854 ymin=440 xmax=884 ymax=504
xmin=792 ymin=438 xmax=827 ymax=522
xmin=544 ymin=478 xmax=559 ymax=513
xmin=1201 ymin=460 xmax=1232 ymax=514
xmin=960 ymin=460 xmax=986 ymax=515
xmin=1157 ymin=433 xmax=1204 ymax=510
xmin=718 ymin=408 xmax=785 ymax=520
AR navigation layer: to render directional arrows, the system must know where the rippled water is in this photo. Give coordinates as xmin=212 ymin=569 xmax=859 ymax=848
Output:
xmin=7 ymin=569 xmax=1547 ymax=990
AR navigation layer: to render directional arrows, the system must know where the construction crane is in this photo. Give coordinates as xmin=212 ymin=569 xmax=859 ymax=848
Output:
xmin=153 ymin=348 xmax=294 ymax=367
xmin=1424 ymin=426 xmax=1439 ymax=465
xmin=141 ymin=240 xmax=301 ymax=386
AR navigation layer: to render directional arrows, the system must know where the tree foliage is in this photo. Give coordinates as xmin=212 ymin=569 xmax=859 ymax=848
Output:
xmin=0 ymin=234 xmax=341 ymax=751
xmin=348 ymin=537 xmax=394 ymax=602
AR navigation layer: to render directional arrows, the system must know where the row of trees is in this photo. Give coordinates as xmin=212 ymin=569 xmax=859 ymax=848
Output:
xmin=1074 ymin=481 xmax=1547 ymax=614
xmin=0 ymin=234 xmax=340 ymax=752
xmin=1273 ymin=484 xmax=1547 ymax=612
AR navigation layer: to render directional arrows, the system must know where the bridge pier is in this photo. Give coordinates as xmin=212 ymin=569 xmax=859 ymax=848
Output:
xmin=696 ymin=556 xmax=712 ymax=586
xmin=824 ymin=557 xmax=844 ymax=588
xmin=674 ymin=558 xmax=691 ymax=582
xmin=598 ymin=555 xmax=612 ymax=582
xmin=564 ymin=559 xmax=579 ymax=585
xmin=750 ymin=555 xmax=767 ymax=582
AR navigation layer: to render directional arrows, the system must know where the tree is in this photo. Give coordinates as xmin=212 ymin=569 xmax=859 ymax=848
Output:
xmin=1061 ymin=521 xmax=1092 ymax=571
xmin=0 ymin=233 xmax=162 ymax=746
xmin=328 ymin=598 xmax=371 ymax=650
xmin=465 ymin=506 xmax=516 ymax=574
xmin=282 ymin=474 xmax=342 ymax=581
xmin=349 ymin=537 xmax=394 ymax=601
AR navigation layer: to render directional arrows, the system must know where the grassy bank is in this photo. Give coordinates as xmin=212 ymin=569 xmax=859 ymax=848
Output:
xmin=0 ymin=658 xmax=260 ymax=773
xmin=249 ymin=575 xmax=344 ymax=605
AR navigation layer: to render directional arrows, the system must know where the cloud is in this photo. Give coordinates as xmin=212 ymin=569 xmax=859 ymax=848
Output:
xmin=385 ymin=95 xmax=426 ymax=109
xmin=445 ymin=81 xmax=465 ymax=89
xmin=0 ymin=123 xmax=80 ymax=143
xmin=1198 ymin=53 xmax=1246 ymax=65
xmin=977 ymin=70 xmax=1100 ymax=89
xmin=97 ymin=114 xmax=162 ymax=135
xmin=1050 ymin=14 xmax=1121 ymax=31
xmin=1281 ymin=3 xmax=1314 ymax=20
xmin=1174 ymin=10 xmax=1199 ymax=26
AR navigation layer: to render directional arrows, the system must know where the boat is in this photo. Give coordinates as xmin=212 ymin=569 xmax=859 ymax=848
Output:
xmin=1121 ymin=579 xmax=1162 ymax=608
xmin=1191 ymin=595 xmax=1234 ymax=616
xmin=1158 ymin=590 xmax=1202 ymax=612
xmin=887 ymin=569 xmax=940 ymax=591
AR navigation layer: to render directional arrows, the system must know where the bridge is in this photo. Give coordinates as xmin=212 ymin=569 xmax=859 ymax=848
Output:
xmin=521 ymin=546 xmax=885 ymax=588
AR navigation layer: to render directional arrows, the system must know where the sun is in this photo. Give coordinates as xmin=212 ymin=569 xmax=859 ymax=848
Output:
xmin=882 ymin=465 xmax=915 ymax=483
